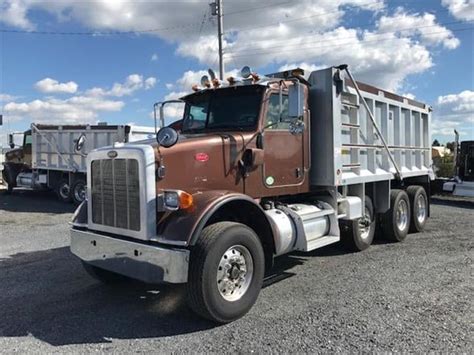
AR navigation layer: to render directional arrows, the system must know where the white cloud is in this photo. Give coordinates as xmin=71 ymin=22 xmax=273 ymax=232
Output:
xmin=4 ymin=96 xmax=124 ymax=124
xmin=0 ymin=0 xmax=33 ymax=29
xmin=0 ymin=0 xmax=462 ymax=92
xmin=402 ymin=93 xmax=416 ymax=100
xmin=144 ymin=77 xmax=157 ymax=89
xmin=432 ymin=90 xmax=474 ymax=137
xmin=278 ymin=62 xmax=327 ymax=75
xmin=441 ymin=0 xmax=474 ymax=21
xmin=86 ymin=74 xmax=157 ymax=97
xmin=377 ymin=10 xmax=460 ymax=49
xmin=151 ymin=53 xmax=159 ymax=61
xmin=165 ymin=83 xmax=174 ymax=90
xmin=35 ymin=78 xmax=78 ymax=94
xmin=0 ymin=93 xmax=18 ymax=102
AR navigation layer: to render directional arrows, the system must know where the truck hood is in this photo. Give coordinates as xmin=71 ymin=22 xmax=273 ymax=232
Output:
xmin=5 ymin=147 xmax=24 ymax=162
xmin=153 ymin=133 xmax=246 ymax=193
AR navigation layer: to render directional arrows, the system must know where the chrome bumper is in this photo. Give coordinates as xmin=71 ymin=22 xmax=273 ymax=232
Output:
xmin=70 ymin=229 xmax=189 ymax=284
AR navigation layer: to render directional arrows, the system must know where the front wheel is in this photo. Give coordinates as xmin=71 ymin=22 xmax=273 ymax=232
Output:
xmin=340 ymin=196 xmax=376 ymax=251
xmin=71 ymin=179 xmax=86 ymax=205
xmin=187 ymin=222 xmax=265 ymax=323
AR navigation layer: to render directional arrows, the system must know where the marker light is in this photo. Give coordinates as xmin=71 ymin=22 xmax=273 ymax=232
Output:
xmin=192 ymin=84 xmax=200 ymax=92
xmin=212 ymin=78 xmax=220 ymax=88
xmin=227 ymin=76 xmax=236 ymax=85
xmin=251 ymin=73 xmax=260 ymax=82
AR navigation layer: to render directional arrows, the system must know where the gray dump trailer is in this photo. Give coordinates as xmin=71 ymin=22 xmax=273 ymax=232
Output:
xmin=2 ymin=124 xmax=155 ymax=203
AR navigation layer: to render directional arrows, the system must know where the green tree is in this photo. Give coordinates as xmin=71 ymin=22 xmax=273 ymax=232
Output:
xmin=432 ymin=139 xmax=441 ymax=147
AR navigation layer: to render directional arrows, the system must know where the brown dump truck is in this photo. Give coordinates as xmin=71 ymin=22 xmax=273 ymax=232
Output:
xmin=70 ymin=65 xmax=434 ymax=323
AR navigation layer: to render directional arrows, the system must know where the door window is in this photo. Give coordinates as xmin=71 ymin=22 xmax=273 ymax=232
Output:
xmin=265 ymin=94 xmax=289 ymax=130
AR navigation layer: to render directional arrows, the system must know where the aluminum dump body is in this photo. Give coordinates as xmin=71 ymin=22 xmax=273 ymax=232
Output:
xmin=32 ymin=124 xmax=155 ymax=173
xmin=308 ymin=67 xmax=433 ymax=187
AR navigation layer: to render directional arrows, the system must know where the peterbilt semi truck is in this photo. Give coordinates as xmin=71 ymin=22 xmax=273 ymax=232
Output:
xmin=70 ymin=65 xmax=434 ymax=323
xmin=2 ymin=124 xmax=155 ymax=204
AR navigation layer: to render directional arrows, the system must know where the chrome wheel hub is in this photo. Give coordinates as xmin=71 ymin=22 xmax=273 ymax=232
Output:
xmin=74 ymin=184 xmax=86 ymax=202
xmin=396 ymin=199 xmax=409 ymax=231
xmin=358 ymin=206 xmax=372 ymax=240
xmin=217 ymin=245 xmax=253 ymax=302
xmin=416 ymin=194 xmax=426 ymax=224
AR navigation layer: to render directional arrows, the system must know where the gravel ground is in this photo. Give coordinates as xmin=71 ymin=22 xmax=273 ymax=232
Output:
xmin=0 ymin=189 xmax=473 ymax=353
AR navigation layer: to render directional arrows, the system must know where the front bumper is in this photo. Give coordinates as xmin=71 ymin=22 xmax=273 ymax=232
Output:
xmin=70 ymin=228 xmax=189 ymax=284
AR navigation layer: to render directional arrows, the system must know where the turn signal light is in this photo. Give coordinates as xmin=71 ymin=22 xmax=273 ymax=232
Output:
xmin=178 ymin=191 xmax=194 ymax=209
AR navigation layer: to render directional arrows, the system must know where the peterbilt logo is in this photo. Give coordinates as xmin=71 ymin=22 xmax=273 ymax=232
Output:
xmin=107 ymin=150 xmax=118 ymax=158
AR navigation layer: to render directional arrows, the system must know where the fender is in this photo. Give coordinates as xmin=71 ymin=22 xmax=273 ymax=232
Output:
xmin=155 ymin=190 xmax=275 ymax=250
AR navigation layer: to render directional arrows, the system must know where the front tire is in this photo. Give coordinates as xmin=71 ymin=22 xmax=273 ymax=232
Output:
xmin=71 ymin=179 xmax=86 ymax=205
xmin=340 ymin=196 xmax=376 ymax=251
xmin=2 ymin=167 xmax=16 ymax=194
xmin=187 ymin=222 xmax=265 ymax=323
xmin=381 ymin=189 xmax=411 ymax=242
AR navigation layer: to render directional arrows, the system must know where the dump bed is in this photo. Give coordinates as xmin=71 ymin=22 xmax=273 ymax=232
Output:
xmin=32 ymin=124 xmax=155 ymax=173
xmin=308 ymin=67 xmax=433 ymax=187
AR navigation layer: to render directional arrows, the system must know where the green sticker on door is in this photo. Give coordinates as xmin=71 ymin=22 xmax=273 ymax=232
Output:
xmin=265 ymin=176 xmax=275 ymax=186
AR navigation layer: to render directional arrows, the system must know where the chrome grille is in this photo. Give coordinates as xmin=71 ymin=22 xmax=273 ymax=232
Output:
xmin=91 ymin=158 xmax=141 ymax=231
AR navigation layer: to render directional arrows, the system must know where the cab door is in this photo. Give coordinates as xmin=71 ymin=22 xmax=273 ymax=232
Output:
xmin=262 ymin=93 xmax=306 ymax=189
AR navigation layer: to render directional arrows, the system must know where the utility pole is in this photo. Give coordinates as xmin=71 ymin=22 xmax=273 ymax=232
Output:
xmin=211 ymin=0 xmax=224 ymax=80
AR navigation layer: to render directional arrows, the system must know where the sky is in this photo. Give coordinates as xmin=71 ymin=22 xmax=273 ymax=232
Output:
xmin=0 ymin=0 xmax=473 ymax=146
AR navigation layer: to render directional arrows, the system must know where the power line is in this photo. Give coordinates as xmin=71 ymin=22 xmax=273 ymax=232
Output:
xmin=0 ymin=22 xmax=204 ymax=36
xmin=225 ymin=20 xmax=472 ymax=56
xmin=226 ymin=26 xmax=473 ymax=59
xmin=223 ymin=0 xmax=388 ymax=34
xmin=224 ymin=1 xmax=292 ymax=16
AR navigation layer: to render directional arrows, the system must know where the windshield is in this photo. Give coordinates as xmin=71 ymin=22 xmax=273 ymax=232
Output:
xmin=182 ymin=85 xmax=264 ymax=133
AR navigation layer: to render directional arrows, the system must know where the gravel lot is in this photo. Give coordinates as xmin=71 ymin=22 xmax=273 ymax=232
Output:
xmin=0 ymin=189 xmax=473 ymax=353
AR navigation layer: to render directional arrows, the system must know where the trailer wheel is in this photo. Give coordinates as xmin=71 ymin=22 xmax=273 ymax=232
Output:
xmin=407 ymin=185 xmax=428 ymax=233
xmin=72 ymin=179 xmax=86 ymax=205
xmin=56 ymin=179 xmax=72 ymax=202
xmin=340 ymin=196 xmax=375 ymax=251
xmin=381 ymin=189 xmax=411 ymax=242
xmin=81 ymin=262 xmax=130 ymax=284
xmin=187 ymin=222 xmax=265 ymax=323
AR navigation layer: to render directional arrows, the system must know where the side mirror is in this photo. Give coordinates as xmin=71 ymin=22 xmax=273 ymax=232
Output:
xmin=156 ymin=127 xmax=179 ymax=148
xmin=242 ymin=148 xmax=264 ymax=169
xmin=8 ymin=133 xmax=14 ymax=149
xmin=288 ymin=82 xmax=304 ymax=119
xmin=74 ymin=134 xmax=86 ymax=153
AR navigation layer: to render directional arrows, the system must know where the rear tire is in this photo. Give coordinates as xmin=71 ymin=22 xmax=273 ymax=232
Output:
xmin=340 ymin=196 xmax=376 ymax=251
xmin=56 ymin=179 xmax=72 ymax=202
xmin=187 ymin=222 xmax=265 ymax=323
xmin=381 ymin=189 xmax=411 ymax=242
xmin=71 ymin=179 xmax=86 ymax=205
xmin=82 ymin=262 xmax=130 ymax=284
xmin=407 ymin=185 xmax=428 ymax=233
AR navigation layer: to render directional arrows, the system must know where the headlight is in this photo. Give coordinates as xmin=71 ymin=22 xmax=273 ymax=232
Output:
xmin=164 ymin=191 xmax=180 ymax=210
xmin=162 ymin=190 xmax=194 ymax=211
